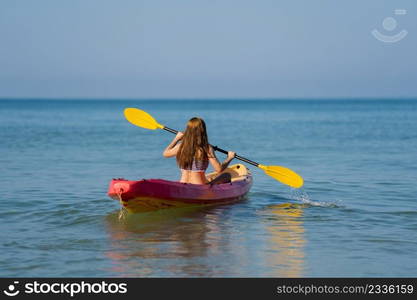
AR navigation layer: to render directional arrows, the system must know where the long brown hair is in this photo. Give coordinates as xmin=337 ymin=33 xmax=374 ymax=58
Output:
xmin=176 ymin=117 xmax=209 ymax=169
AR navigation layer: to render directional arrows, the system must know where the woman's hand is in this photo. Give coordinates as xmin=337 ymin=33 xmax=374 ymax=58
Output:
xmin=227 ymin=151 xmax=236 ymax=161
xmin=175 ymin=131 xmax=184 ymax=141
xmin=163 ymin=132 xmax=183 ymax=158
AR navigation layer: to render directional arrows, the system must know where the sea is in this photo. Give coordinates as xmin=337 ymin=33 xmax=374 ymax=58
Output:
xmin=1 ymin=99 xmax=416 ymax=277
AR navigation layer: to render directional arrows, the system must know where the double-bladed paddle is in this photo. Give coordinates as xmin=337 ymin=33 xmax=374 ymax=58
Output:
xmin=124 ymin=108 xmax=304 ymax=188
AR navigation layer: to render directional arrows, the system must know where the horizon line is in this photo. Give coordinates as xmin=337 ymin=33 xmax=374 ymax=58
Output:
xmin=1 ymin=97 xmax=417 ymax=101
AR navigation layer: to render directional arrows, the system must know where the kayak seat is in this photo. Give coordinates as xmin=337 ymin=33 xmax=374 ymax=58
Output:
xmin=209 ymin=172 xmax=232 ymax=186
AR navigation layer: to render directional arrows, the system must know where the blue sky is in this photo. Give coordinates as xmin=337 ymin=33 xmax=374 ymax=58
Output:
xmin=0 ymin=0 xmax=416 ymax=99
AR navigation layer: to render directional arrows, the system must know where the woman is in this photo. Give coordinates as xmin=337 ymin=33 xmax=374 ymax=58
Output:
xmin=163 ymin=117 xmax=235 ymax=184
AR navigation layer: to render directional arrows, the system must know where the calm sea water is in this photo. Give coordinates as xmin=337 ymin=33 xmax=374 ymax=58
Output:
xmin=1 ymin=99 xmax=416 ymax=277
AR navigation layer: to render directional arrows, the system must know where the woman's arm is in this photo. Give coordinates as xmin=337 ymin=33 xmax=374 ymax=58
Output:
xmin=163 ymin=132 xmax=183 ymax=157
xmin=208 ymin=145 xmax=235 ymax=173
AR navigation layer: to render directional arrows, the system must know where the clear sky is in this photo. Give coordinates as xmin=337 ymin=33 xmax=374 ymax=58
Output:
xmin=0 ymin=0 xmax=416 ymax=99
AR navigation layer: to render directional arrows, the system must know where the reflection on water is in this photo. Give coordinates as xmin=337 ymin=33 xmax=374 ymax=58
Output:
xmin=104 ymin=202 xmax=307 ymax=277
xmin=263 ymin=203 xmax=306 ymax=277
xmin=104 ymin=206 xmax=229 ymax=276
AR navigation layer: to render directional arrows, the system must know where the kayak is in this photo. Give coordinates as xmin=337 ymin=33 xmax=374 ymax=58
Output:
xmin=108 ymin=164 xmax=252 ymax=213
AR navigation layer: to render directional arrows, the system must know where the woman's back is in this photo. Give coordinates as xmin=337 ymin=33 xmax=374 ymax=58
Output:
xmin=162 ymin=117 xmax=235 ymax=184
xmin=179 ymin=155 xmax=209 ymax=184
xmin=180 ymin=169 xmax=207 ymax=184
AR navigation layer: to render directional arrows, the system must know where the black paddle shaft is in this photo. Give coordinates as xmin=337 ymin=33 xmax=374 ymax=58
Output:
xmin=163 ymin=126 xmax=260 ymax=167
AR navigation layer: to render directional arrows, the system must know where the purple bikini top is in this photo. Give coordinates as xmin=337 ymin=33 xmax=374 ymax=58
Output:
xmin=181 ymin=159 xmax=209 ymax=172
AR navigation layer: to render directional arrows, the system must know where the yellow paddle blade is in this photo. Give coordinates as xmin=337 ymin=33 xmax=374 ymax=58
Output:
xmin=124 ymin=108 xmax=164 ymax=130
xmin=258 ymin=164 xmax=304 ymax=188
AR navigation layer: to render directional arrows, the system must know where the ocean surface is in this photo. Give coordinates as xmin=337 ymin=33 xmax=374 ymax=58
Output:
xmin=1 ymin=99 xmax=416 ymax=277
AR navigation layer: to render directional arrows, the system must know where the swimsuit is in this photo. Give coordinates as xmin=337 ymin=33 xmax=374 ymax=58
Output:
xmin=180 ymin=159 xmax=209 ymax=172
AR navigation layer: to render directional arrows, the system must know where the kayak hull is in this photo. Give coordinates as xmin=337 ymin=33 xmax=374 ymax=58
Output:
xmin=108 ymin=164 xmax=252 ymax=213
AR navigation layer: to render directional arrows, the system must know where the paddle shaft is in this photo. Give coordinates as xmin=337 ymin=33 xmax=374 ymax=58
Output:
xmin=162 ymin=126 xmax=260 ymax=168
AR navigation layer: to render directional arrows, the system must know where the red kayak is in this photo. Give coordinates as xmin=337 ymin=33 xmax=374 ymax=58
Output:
xmin=108 ymin=164 xmax=252 ymax=213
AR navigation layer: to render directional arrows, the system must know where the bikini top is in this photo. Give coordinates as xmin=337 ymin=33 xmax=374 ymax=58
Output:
xmin=180 ymin=159 xmax=209 ymax=172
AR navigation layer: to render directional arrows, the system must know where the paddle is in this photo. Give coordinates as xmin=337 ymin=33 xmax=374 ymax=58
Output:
xmin=124 ymin=108 xmax=304 ymax=188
